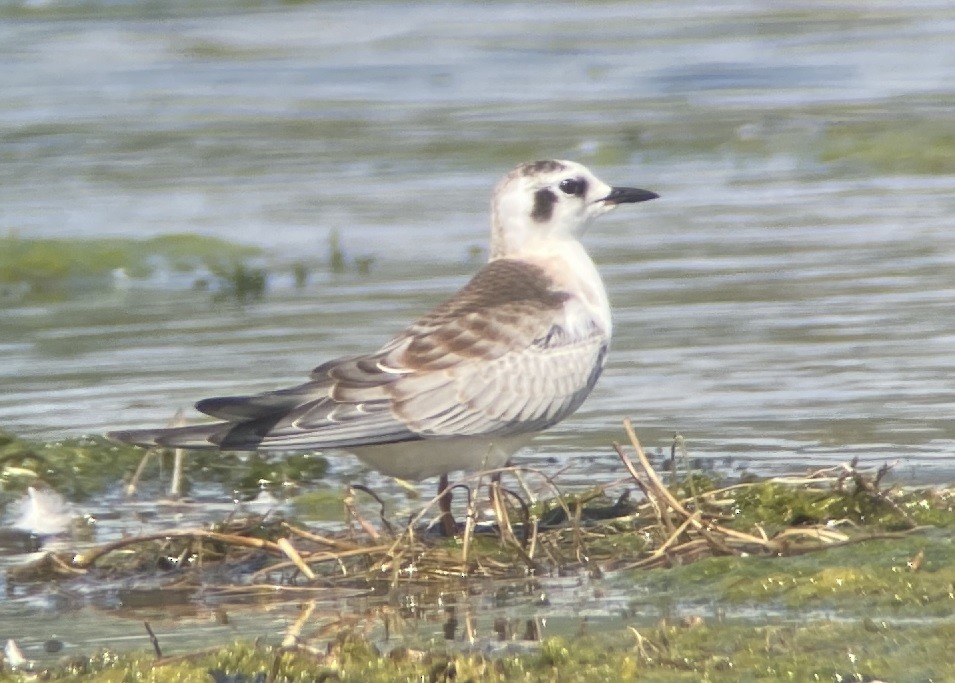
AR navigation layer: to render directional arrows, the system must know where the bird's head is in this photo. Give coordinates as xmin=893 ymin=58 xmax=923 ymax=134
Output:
xmin=489 ymin=159 xmax=658 ymax=258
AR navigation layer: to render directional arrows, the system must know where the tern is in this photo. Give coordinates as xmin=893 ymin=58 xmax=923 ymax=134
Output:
xmin=109 ymin=160 xmax=658 ymax=534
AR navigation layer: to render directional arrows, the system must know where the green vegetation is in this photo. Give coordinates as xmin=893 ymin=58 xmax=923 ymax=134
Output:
xmin=727 ymin=478 xmax=955 ymax=532
xmin=0 ymin=429 xmax=329 ymax=507
xmin=0 ymin=230 xmax=383 ymax=304
xmin=209 ymin=262 xmax=268 ymax=303
xmin=232 ymin=451 xmax=329 ymax=497
xmin=0 ymin=431 xmax=149 ymax=504
xmin=328 ymin=228 xmax=346 ymax=274
xmin=0 ymin=233 xmax=260 ymax=295
xmin=292 ymin=487 xmax=350 ymax=521
xmin=2 ymin=426 xmax=953 ymax=681
xmin=10 ymin=622 xmax=955 ymax=682
xmin=636 ymin=532 xmax=955 ymax=616
xmin=820 ymin=117 xmax=955 ymax=175
xmin=424 ymin=97 xmax=939 ymax=177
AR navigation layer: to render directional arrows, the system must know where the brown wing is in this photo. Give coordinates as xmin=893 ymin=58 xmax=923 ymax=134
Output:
xmin=109 ymin=259 xmax=607 ymax=450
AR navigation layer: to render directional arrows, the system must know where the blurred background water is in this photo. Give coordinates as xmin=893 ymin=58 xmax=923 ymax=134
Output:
xmin=1 ymin=0 xmax=954 ymax=665
xmin=2 ymin=0 xmax=953 ymax=482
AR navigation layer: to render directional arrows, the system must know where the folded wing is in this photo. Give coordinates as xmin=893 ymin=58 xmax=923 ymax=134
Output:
xmin=108 ymin=259 xmax=608 ymax=451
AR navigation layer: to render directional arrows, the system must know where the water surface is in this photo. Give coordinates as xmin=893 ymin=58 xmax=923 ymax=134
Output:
xmin=1 ymin=0 xmax=953 ymax=664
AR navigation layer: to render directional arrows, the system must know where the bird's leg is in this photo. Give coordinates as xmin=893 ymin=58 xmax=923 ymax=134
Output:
xmin=438 ymin=473 xmax=457 ymax=536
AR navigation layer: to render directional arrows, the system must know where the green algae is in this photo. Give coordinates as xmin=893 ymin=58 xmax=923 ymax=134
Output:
xmin=0 ymin=429 xmax=329 ymax=509
xmin=3 ymin=426 xmax=954 ymax=680
xmin=209 ymin=262 xmax=268 ymax=303
xmin=728 ymin=480 xmax=955 ymax=533
xmin=550 ymin=101 xmax=955 ymax=176
xmin=12 ymin=621 xmax=955 ymax=682
xmin=0 ymin=230 xmax=383 ymax=304
xmin=0 ymin=234 xmax=260 ymax=296
xmin=292 ymin=488 xmax=349 ymax=521
xmin=232 ymin=452 xmax=330 ymax=499
xmin=820 ymin=117 xmax=955 ymax=175
xmin=634 ymin=531 xmax=955 ymax=617
xmin=140 ymin=234 xmax=261 ymax=273
xmin=0 ymin=431 xmax=148 ymax=503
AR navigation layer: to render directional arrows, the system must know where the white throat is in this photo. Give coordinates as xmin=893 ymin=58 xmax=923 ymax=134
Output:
xmin=506 ymin=237 xmax=612 ymax=341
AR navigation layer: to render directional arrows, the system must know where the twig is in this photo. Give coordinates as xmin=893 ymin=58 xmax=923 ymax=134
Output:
xmin=460 ymin=473 xmax=481 ymax=572
xmin=276 ymin=538 xmax=316 ymax=580
xmin=126 ymin=449 xmax=156 ymax=498
xmin=73 ymin=530 xmax=286 ymax=569
xmin=253 ymin=544 xmax=393 ymax=580
xmin=345 ymin=486 xmax=382 ymax=540
xmin=648 ymin=512 xmax=699 ymax=559
xmin=350 ymin=484 xmax=395 ymax=536
xmin=623 ymin=419 xmax=771 ymax=554
xmin=490 ymin=481 xmax=537 ymax=571
xmin=282 ymin=523 xmax=363 ymax=551
xmin=282 ymin=599 xmax=316 ymax=648
xmin=613 ymin=440 xmax=674 ymax=535
xmin=144 ymin=621 xmax=162 ymax=659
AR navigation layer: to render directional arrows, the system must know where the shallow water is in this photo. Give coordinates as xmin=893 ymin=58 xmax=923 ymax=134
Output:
xmin=1 ymin=0 xmax=953 ymax=665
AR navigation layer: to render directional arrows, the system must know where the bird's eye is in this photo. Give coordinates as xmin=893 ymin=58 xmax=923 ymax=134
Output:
xmin=558 ymin=178 xmax=587 ymax=196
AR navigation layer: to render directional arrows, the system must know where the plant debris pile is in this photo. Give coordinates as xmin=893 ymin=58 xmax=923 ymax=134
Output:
xmin=7 ymin=420 xmax=948 ymax=601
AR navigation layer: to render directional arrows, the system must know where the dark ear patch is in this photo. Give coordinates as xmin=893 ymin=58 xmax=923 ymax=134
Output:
xmin=531 ymin=188 xmax=557 ymax=222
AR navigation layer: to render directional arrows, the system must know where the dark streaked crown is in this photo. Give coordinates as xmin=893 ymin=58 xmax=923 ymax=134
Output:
xmin=517 ymin=160 xmax=568 ymax=176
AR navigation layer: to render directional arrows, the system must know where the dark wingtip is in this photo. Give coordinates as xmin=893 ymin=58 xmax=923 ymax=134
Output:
xmin=106 ymin=429 xmax=155 ymax=447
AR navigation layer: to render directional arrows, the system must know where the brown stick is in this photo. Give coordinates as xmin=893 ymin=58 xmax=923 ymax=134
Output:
xmin=276 ymin=538 xmax=317 ymax=580
xmin=282 ymin=523 xmax=363 ymax=551
xmin=613 ymin=441 xmax=671 ymax=533
xmin=144 ymin=621 xmax=162 ymax=659
xmin=73 ymin=530 xmax=287 ymax=569
xmin=622 ymin=419 xmax=770 ymax=553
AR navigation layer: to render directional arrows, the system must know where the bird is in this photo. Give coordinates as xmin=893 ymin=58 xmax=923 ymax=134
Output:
xmin=109 ymin=160 xmax=658 ymax=534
